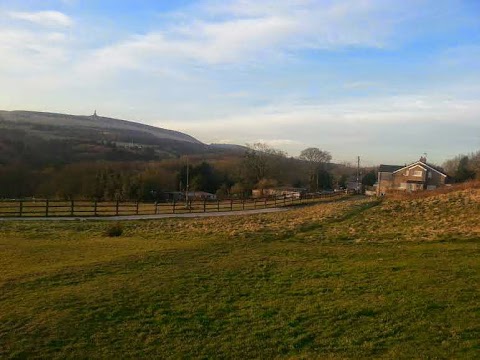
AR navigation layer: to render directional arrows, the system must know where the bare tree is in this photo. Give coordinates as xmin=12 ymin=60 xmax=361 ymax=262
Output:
xmin=243 ymin=143 xmax=286 ymax=185
xmin=299 ymin=147 xmax=332 ymax=191
xmin=299 ymin=148 xmax=331 ymax=164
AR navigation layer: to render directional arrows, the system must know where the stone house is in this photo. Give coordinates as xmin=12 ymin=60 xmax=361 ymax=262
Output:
xmin=377 ymin=158 xmax=448 ymax=195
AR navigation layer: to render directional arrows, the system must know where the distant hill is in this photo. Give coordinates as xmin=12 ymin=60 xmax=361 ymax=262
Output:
xmin=209 ymin=143 xmax=249 ymax=154
xmin=0 ymin=110 xmax=203 ymax=144
xmin=0 ymin=110 xmax=243 ymax=166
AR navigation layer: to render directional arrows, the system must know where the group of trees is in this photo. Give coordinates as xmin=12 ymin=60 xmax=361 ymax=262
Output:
xmin=0 ymin=142 xmax=360 ymax=201
xmin=443 ymin=151 xmax=480 ymax=183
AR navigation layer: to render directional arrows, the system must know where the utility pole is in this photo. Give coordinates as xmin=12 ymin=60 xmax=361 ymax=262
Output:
xmin=185 ymin=156 xmax=189 ymax=207
xmin=356 ymin=156 xmax=361 ymax=194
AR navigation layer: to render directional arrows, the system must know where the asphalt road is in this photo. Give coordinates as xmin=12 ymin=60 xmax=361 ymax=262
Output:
xmin=0 ymin=207 xmax=289 ymax=222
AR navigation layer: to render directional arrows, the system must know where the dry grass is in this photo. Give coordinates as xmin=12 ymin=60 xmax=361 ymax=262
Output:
xmin=385 ymin=180 xmax=480 ymax=201
xmin=1 ymin=193 xmax=479 ymax=358
xmin=324 ymin=187 xmax=480 ymax=243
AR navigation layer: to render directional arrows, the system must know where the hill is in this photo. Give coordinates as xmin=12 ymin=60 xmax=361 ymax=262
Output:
xmin=1 ymin=190 xmax=479 ymax=358
xmin=0 ymin=110 xmax=242 ymax=166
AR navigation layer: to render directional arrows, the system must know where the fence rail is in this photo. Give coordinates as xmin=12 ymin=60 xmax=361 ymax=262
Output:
xmin=0 ymin=193 xmax=347 ymax=218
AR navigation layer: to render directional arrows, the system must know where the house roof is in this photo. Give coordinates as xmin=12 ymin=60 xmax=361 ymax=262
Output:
xmin=393 ymin=161 xmax=447 ymax=177
xmin=378 ymin=164 xmax=403 ymax=173
xmin=187 ymin=191 xmax=215 ymax=196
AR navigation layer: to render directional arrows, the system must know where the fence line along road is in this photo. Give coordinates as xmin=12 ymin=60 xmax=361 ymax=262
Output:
xmin=0 ymin=193 xmax=347 ymax=219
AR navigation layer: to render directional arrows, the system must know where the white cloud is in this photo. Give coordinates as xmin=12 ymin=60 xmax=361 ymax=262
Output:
xmin=7 ymin=10 xmax=73 ymax=27
xmin=0 ymin=29 xmax=70 ymax=72
xmin=77 ymin=0 xmax=411 ymax=74
xmin=162 ymin=93 xmax=480 ymax=149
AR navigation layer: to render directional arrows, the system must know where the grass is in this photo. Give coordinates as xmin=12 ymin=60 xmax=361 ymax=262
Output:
xmin=0 ymin=192 xmax=479 ymax=358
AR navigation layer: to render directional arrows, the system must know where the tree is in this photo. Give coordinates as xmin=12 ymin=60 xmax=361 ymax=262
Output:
xmin=337 ymin=174 xmax=349 ymax=189
xmin=255 ymin=178 xmax=278 ymax=196
xmin=215 ymin=183 xmax=230 ymax=199
xmin=230 ymin=182 xmax=248 ymax=199
xmin=299 ymin=148 xmax=332 ymax=191
xmin=243 ymin=143 xmax=286 ymax=185
xmin=317 ymin=169 xmax=333 ymax=190
xmin=362 ymin=170 xmax=377 ymax=187
xmin=299 ymin=148 xmax=332 ymax=164
xmin=178 ymin=161 xmax=221 ymax=194
xmin=455 ymin=156 xmax=475 ymax=182
xmin=443 ymin=156 xmax=462 ymax=177
xmin=468 ymin=150 xmax=480 ymax=178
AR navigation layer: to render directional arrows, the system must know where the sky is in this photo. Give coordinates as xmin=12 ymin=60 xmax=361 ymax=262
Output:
xmin=1 ymin=0 xmax=480 ymax=165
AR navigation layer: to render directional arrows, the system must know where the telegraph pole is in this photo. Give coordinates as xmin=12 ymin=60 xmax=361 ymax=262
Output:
xmin=356 ymin=156 xmax=361 ymax=194
xmin=185 ymin=156 xmax=189 ymax=207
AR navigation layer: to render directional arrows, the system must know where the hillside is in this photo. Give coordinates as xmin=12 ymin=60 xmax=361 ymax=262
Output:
xmin=1 ymin=190 xmax=479 ymax=358
xmin=0 ymin=110 xmax=241 ymax=166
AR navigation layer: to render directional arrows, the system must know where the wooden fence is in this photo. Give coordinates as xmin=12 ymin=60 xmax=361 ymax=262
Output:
xmin=0 ymin=193 xmax=346 ymax=218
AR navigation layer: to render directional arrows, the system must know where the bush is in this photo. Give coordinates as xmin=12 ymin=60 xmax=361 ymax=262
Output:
xmin=106 ymin=222 xmax=123 ymax=237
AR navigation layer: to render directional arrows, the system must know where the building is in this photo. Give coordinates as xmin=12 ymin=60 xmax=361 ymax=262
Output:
xmin=163 ymin=191 xmax=217 ymax=202
xmin=377 ymin=158 xmax=448 ymax=195
xmin=252 ymin=187 xmax=307 ymax=199
xmin=163 ymin=192 xmax=185 ymax=202
xmin=186 ymin=191 xmax=217 ymax=201
xmin=345 ymin=175 xmax=362 ymax=193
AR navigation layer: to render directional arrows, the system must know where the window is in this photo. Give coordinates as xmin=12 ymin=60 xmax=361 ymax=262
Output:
xmin=413 ymin=170 xmax=423 ymax=177
xmin=428 ymin=172 xmax=432 ymax=179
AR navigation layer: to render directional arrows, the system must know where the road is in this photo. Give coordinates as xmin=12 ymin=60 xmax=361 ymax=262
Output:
xmin=0 ymin=207 xmax=289 ymax=222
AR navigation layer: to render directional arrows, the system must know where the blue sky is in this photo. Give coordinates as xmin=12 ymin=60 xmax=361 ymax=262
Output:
xmin=1 ymin=0 xmax=480 ymax=165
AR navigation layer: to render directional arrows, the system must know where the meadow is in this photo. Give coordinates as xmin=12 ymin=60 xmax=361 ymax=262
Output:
xmin=1 ymin=191 xmax=479 ymax=358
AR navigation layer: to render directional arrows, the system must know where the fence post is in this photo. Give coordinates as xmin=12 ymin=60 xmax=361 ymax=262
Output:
xmin=242 ymin=199 xmax=245 ymax=210
xmin=274 ymin=196 xmax=277 ymax=207
xmin=203 ymin=199 xmax=207 ymax=212
xmin=155 ymin=202 xmax=158 ymax=215
xmin=45 ymin=199 xmax=49 ymax=217
xmin=136 ymin=201 xmax=139 ymax=215
xmin=254 ymin=199 xmax=257 ymax=209
xmin=94 ymin=201 xmax=98 ymax=216
xmin=116 ymin=200 xmax=119 ymax=216
xmin=19 ymin=200 xmax=23 ymax=217
xmin=230 ymin=199 xmax=233 ymax=211
xmin=217 ymin=200 xmax=220 ymax=212
xmin=173 ymin=199 xmax=176 ymax=214
xmin=189 ymin=200 xmax=192 ymax=213
xmin=264 ymin=197 xmax=267 ymax=208
xmin=70 ymin=200 xmax=74 ymax=217
xmin=284 ymin=195 xmax=286 ymax=206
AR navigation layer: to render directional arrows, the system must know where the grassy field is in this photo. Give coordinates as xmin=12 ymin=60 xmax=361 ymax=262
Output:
xmin=1 ymin=191 xmax=479 ymax=358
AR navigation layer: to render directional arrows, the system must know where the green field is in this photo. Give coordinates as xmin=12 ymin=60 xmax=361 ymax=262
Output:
xmin=1 ymin=192 xmax=479 ymax=358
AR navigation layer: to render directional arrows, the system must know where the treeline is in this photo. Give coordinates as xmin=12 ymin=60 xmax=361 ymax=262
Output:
xmin=443 ymin=151 xmax=480 ymax=182
xmin=0 ymin=144 xmax=354 ymax=201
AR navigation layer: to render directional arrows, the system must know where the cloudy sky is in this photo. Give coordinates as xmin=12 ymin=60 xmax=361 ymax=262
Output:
xmin=1 ymin=0 xmax=479 ymax=165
